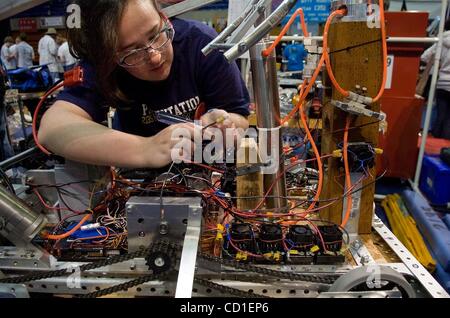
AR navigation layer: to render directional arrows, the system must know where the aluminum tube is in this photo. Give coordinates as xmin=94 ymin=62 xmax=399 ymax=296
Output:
xmin=0 ymin=185 xmax=47 ymax=240
xmin=202 ymin=0 xmax=260 ymax=56
xmin=224 ymin=0 xmax=297 ymax=62
xmin=269 ymin=35 xmax=439 ymax=44
xmin=414 ymin=0 xmax=449 ymax=187
xmin=250 ymin=41 xmax=287 ymax=211
xmin=0 ymin=146 xmax=39 ymax=171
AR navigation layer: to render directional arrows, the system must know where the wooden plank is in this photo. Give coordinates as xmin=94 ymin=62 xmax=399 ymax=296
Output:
xmin=236 ymin=138 xmax=264 ymax=211
xmin=320 ymin=21 xmax=382 ymax=234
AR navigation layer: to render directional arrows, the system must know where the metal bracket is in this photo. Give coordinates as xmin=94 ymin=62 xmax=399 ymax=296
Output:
xmin=175 ymin=202 xmax=203 ymax=298
xmin=0 ymin=284 xmax=30 ymax=298
xmin=373 ymin=215 xmax=450 ymax=298
xmin=348 ymin=238 xmax=376 ymax=266
xmin=331 ymin=100 xmax=386 ymax=121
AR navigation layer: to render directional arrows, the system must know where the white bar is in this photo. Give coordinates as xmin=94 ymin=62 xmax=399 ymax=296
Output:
xmin=174 ymin=206 xmax=202 ymax=299
xmin=269 ymin=35 xmax=439 ymax=44
xmin=414 ymin=0 xmax=449 ymax=187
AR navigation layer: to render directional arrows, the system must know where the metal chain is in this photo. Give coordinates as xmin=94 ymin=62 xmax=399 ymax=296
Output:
xmin=0 ymin=241 xmax=173 ymax=285
xmin=197 ymin=250 xmax=339 ymax=284
xmin=0 ymin=239 xmax=337 ymax=292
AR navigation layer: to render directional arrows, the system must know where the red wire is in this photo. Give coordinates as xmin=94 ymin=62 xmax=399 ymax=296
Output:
xmin=32 ymin=82 xmax=65 ymax=155
xmin=33 ymin=188 xmax=84 ymax=213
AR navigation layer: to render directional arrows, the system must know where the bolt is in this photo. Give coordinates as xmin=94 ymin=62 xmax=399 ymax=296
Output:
xmin=238 ymin=43 xmax=247 ymax=53
xmin=352 ymin=240 xmax=361 ymax=249
xmin=138 ymin=231 xmax=146 ymax=238
xmin=154 ymin=257 xmax=165 ymax=268
xmin=159 ymin=221 xmax=169 ymax=235
xmin=360 ymin=255 xmax=371 ymax=264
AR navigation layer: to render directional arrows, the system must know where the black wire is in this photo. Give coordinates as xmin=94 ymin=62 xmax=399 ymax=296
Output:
xmin=55 ymin=187 xmax=79 ymax=213
xmin=27 ymin=180 xmax=94 ymax=188
xmin=328 ymin=38 xmax=384 ymax=55
xmin=160 ymin=161 xmax=176 ymax=217
xmin=172 ymin=164 xmax=188 ymax=187
xmin=323 ymin=120 xmax=381 ymax=137
xmin=289 ymin=170 xmax=387 ymax=211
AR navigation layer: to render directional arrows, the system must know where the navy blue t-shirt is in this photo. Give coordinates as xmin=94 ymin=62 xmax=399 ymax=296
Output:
xmin=56 ymin=18 xmax=250 ymax=137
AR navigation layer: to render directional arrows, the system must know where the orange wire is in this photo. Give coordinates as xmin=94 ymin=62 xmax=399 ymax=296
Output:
xmin=281 ymin=54 xmax=325 ymax=125
xmin=372 ymin=0 xmax=387 ymax=102
xmin=324 ymin=2 xmax=388 ymax=102
xmin=340 ymin=116 xmax=352 ymax=228
xmin=323 ymin=9 xmax=349 ymax=98
xmin=262 ymin=8 xmax=308 ymax=58
xmin=32 ymin=82 xmax=65 ymax=155
xmin=299 ymin=102 xmax=323 ymax=212
xmin=43 ymin=213 xmax=92 ymax=240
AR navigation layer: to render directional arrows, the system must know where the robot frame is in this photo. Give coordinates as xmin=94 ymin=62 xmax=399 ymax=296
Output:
xmin=0 ymin=0 xmax=447 ymax=298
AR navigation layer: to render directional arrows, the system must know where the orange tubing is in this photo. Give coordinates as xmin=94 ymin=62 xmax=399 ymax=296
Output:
xmin=281 ymin=54 xmax=325 ymax=125
xmin=323 ymin=2 xmax=388 ymax=102
xmin=262 ymin=8 xmax=308 ymax=58
xmin=340 ymin=116 xmax=352 ymax=228
xmin=372 ymin=0 xmax=387 ymax=102
xmin=323 ymin=9 xmax=349 ymax=98
xmin=32 ymin=82 xmax=65 ymax=155
xmin=299 ymin=101 xmax=324 ymax=212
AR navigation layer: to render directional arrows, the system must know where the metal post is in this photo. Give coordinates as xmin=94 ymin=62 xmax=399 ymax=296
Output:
xmin=249 ymin=41 xmax=288 ymax=211
xmin=0 ymin=146 xmax=39 ymax=170
xmin=414 ymin=0 xmax=449 ymax=187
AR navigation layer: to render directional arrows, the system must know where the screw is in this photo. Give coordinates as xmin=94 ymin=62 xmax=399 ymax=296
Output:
xmin=360 ymin=255 xmax=370 ymax=264
xmin=352 ymin=240 xmax=361 ymax=249
xmin=238 ymin=43 xmax=247 ymax=53
xmin=159 ymin=221 xmax=169 ymax=235
xmin=138 ymin=231 xmax=145 ymax=238
xmin=154 ymin=257 xmax=165 ymax=268
xmin=130 ymin=264 xmax=136 ymax=270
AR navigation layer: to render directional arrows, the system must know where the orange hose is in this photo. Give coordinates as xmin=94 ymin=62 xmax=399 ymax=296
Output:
xmin=324 ymin=2 xmax=388 ymax=102
xmin=281 ymin=54 xmax=325 ymax=125
xmin=372 ymin=0 xmax=387 ymax=102
xmin=32 ymin=82 xmax=65 ymax=155
xmin=323 ymin=9 xmax=349 ymax=98
xmin=43 ymin=213 xmax=92 ymax=240
xmin=262 ymin=8 xmax=308 ymax=58
xmin=299 ymin=102 xmax=323 ymax=212
xmin=340 ymin=116 xmax=352 ymax=228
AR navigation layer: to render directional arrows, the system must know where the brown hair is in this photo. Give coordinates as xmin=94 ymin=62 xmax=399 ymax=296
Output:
xmin=4 ymin=36 xmax=13 ymax=44
xmin=18 ymin=33 xmax=27 ymax=41
xmin=68 ymin=0 xmax=160 ymax=106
